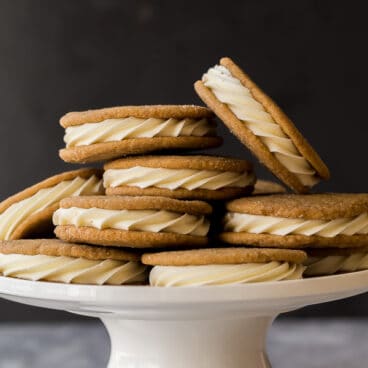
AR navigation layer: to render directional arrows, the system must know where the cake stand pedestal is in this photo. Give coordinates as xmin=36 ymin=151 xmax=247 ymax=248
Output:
xmin=1 ymin=271 xmax=368 ymax=368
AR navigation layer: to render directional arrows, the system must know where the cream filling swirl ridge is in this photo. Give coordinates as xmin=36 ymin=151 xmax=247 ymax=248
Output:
xmin=0 ymin=253 xmax=147 ymax=285
xmin=0 ymin=176 xmax=103 ymax=240
xmin=53 ymin=208 xmax=209 ymax=236
xmin=64 ymin=117 xmax=216 ymax=147
xmin=305 ymin=253 xmax=368 ymax=276
xmin=224 ymin=212 xmax=368 ymax=237
xmin=202 ymin=65 xmax=318 ymax=187
xmin=150 ymin=262 xmax=305 ymax=286
xmin=103 ymin=167 xmax=255 ymax=191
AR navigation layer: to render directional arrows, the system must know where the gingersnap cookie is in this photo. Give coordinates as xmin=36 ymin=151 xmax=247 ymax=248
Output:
xmin=142 ymin=247 xmax=306 ymax=286
xmin=103 ymin=155 xmax=255 ymax=200
xmin=253 ymin=179 xmax=286 ymax=195
xmin=53 ymin=196 xmax=212 ymax=248
xmin=194 ymin=57 xmax=330 ymax=193
xmin=304 ymin=247 xmax=368 ymax=277
xmin=0 ymin=169 xmax=103 ymax=241
xmin=221 ymin=194 xmax=368 ymax=248
xmin=0 ymin=239 xmax=147 ymax=285
xmin=59 ymin=105 xmax=222 ymax=163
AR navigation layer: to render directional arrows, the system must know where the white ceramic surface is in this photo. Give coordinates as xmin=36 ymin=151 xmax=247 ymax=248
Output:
xmin=1 ymin=271 xmax=368 ymax=368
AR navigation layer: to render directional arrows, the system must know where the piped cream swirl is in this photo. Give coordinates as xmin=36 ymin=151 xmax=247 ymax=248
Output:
xmin=202 ymin=65 xmax=318 ymax=187
xmin=0 ymin=176 xmax=103 ymax=240
xmin=0 ymin=253 xmax=147 ymax=285
xmin=53 ymin=208 xmax=209 ymax=236
xmin=305 ymin=253 xmax=368 ymax=276
xmin=64 ymin=118 xmax=216 ymax=147
xmin=224 ymin=212 xmax=368 ymax=237
xmin=103 ymin=167 xmax=255 ymax=191
xmin=150 ymin=262 xmax=305 ymax=286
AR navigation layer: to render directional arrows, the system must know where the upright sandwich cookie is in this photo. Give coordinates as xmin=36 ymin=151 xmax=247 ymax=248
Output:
xmin=59 ymin=105 xmax=222 ymax=163
xmin=253 ymin=179 xmax=286 ymax=195
xmin=0 ymin=239 xmax=147 ymax=285
xmin=142 ymin=247 xmax=306 ymax=286
xmin=304 ymin=247 xmax=368 ymax=277
xmin=221 ymin=194 xmax=368 ymax=248
xmin=103 ymin=155 xmax=255 ymax=200
xmin=195 ymin=57 xmax=330 ymax=193
xmin=54 ymin=196 xmax=212 ymax=248
xmin=0 ymin=169 xmax=103 ymax=240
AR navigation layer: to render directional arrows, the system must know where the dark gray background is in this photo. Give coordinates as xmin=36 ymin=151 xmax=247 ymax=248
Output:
xmin=0 ymin=0 xmax=367 ymax=321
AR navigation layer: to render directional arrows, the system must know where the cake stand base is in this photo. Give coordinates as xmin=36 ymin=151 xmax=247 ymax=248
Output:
xmin=1 ymin=270 xmax=368 ymax=368
xmin=102 ymin=317 xmax=272 ymax=368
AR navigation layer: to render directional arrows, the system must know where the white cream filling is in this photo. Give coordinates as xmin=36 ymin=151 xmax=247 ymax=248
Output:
xmin=203 ymin=65 xmax=318 ymax=187
xmin=0 ymin=253 xmax=147 ymax=285
xmin=0 ymin=176 xmax=103 ymax=240
xmin=305 ymin=253 xmax=368 ymax=276
xmin=103 ymin=167 xmax=255 ymax=191
xmin=53 ymin=207 xmax=209 ymax=236
xmin=64 ymin=117 xmax=216 ymax=147
xmin=149 ymin=262 xmax=305 ymax=286
xmin=224 ymin=212 xmax=368 ymax=238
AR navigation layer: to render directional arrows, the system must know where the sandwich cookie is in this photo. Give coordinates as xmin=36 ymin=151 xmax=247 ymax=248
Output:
xmin=0 ymin=239 xmax=147 ymax=285
xmin=54 ymin=196 xmax=212 ymax=248
xmin=142 ymin=247 xmax=306 ymax=286
xmin=221 ymin=194 xmax=368 ymax=248
xmin=103 ymin=155 xmax=255 ymax=200
xmin=60 ymin=105 xmax=222 ymax=163
xmin=253 ymin=179 xmax=286 ymax=195
xmin=194 ymin=57 xmax=330 ymax=193
xmin=0 ymin=169 xmax=103 ymax=240
xmin=304 ymin=247 xmax=368 ymax=277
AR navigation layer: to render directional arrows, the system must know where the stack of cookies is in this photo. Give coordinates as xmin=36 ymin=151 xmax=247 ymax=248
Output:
xmin=0 ymin=56 xmax=367 ymax=287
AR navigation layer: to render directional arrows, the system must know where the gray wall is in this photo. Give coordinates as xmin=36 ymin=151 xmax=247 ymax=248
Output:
xmin=0 ymin=0 xmax=367 ymax=320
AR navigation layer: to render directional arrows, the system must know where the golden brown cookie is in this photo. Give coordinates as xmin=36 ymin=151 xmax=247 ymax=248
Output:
xmin=0 ymin=169 xmax=103 ymax=241
xmin=0 ymin=239 xmax=139 ymax=261
xmin=103 ymin=155 xmax=255 ymax=200
xmin=59 ymin=105 xmax=222 ymax=163
xmin=252 ymin=179 xmax=286 ymax=195
xmin=194 ymin=57 xmax=330 ymax=193
xmin=144 ymin=247 xmax=306 ymax=286
xmin=54 ymin=195 xmax=212 ymax=248
xmin=0 ymin=239 xmax=148 ymax=285
xmin=221 ymin=193 xmax=368 ymax=248
xmin=142 ymin=247 xmax=306 ymax=266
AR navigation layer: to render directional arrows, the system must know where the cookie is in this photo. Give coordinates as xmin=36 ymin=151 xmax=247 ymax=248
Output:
xmin=142 ymin=247 xmax=306 ymax=286
xmin=0 ymin=239 xmax=147 ymax=285
xmin=59 ymin=105 xmax=223 ymax=163
xmin=252 ymin=179 xmax=286 ymax=195
xmin=194 ymin=57 xmax=330 ymax=193
xmin=221 ymin=194 xmax=368 ymax=248
xmin=0 ymin=169 xmax=103 ymax=241
xmin=53 ymin=196 xmax=212 ymax=248
xmin=103 ymin=155 xmax=255 ymax=200
xmin=304 ymin=247 xmax=368 ymax=277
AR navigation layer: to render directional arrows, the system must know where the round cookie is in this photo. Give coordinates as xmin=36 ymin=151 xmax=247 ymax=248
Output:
xmin=304 ymin=247 xmax=368 ymax=277
xmin=142 ymin=247 xmax=307 ymax=266
xmin=54 ymin=196 xmax=212 ymax=248
xmin=194 ymin=57 xmax=330 ymax=193
xmin=0 ymin=169 xmax=103 ymax=241
xmin=59 ymin=105 xmax=223 ymax=163
xmin=103 ymin=155 xmax=255 ymax=200
xmin=221 ymin=194 xmax=368 ymax=248
xmin=252 ymin=179 xmax=286 ymax=195
xmin=0 ymin=239 xmax=147 ymax=285
xmin=142 ymin=247 xmax=307 ymax=286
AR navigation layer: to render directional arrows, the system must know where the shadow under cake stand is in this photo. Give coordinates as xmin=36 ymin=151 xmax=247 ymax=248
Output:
xmin=1 ymin=271 xmax=368 ymax=368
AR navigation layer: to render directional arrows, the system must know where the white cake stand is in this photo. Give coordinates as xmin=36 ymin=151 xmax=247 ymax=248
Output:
xmin=1 ymin=271 xmax=368 ymax=368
